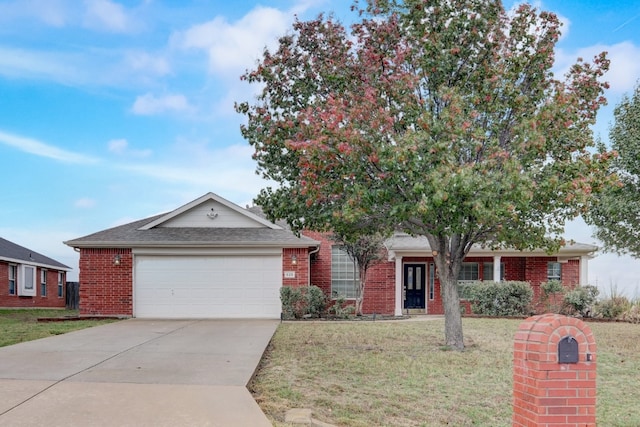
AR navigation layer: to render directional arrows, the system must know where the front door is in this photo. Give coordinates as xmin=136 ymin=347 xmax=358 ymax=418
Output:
xmin=404 ymin=264 xmax=426 ymax=309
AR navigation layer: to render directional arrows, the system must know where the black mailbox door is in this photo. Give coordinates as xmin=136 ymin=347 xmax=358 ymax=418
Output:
xmin=558 ymin=335 xmax=579 ymax=363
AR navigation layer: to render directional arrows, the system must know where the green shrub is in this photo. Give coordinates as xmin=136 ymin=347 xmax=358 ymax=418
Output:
xmin=464 ymin=281 xmax=533 ymax=317
xmin=306 ymin=285 xmax=328 ymax=318
xmin=280 ymin=287 xmax=305 ymax=319
xmin=538 ymin=280 xmax=567 ymax=313
xmin=280 ymin=285 xmax=328 ymax=319
xmin=595 ymin=296 xmax=631 ymax=319
xmin=563 ymin=285 xmax=599 ymax=316
xmin=328 ymin=295 xmax=355 ymax=319
xmin=541 ymin=280 xmax=565 ymax=296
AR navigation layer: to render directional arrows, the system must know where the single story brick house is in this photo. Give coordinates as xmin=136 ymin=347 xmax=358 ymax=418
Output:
xmin=0 ymin=237 xmax=71 ymax=308
xmin=303 ymin=231 xmax=595 ymax=316
xmin=65 ymin=192 xmax=596 ymax=318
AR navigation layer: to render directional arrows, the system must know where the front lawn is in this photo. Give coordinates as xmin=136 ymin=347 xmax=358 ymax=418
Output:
xmin=250 ymin=318 xmax=640 ymax=427
xmin=0 ymin=309 xmax=119 ymax=348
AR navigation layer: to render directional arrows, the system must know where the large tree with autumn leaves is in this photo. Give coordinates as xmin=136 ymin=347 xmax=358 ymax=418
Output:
xmin=237 ymin=0 xmax=612 ymax=350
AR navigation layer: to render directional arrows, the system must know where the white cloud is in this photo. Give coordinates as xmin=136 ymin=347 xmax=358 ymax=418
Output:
xmin=171 ymin=6 xmax=295 ymax=76
xmin=0 ymin=0 xmax=69 ymax=27
xmin=74 ymin=198 xmax=97 ymax=209
xmin=0 ymin=130 xmax=99 ymax=164
xmin=0 ymin=46 xmax=84 ymax=85
xmin=126 ymin=51 xmax=171 ymax=76
xmin=0 ymin=45 xmax=165 ymax=89
xmin=115 ymin=143 xmax=267 ymax=196
xmin=108 ymin=138 xmax=152 ymax=158
xmin=108 ymin=138 xmax=128 ymax=154
xmin=594 ymin=42 xmax=640 ymax=94
xmin=131 ymin=93 xmax=192 ymax=115
xmin=83 ymin=0 xmax=135 ymax=33
xmin=555 ymin=41 xmax=640 ymax=95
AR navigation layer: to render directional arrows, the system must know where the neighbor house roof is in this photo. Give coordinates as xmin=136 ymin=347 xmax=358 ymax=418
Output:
xmin=386 ymin=233 xmax=598 ymax=258
xmin=0 ymin=237 xmax=71 ymax=270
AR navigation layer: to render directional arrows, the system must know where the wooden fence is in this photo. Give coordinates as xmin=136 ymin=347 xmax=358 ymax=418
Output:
xmin=66 ymin=281 xmax=80 ymax=310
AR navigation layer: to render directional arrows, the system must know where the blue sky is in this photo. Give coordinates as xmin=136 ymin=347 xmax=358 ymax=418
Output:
xmin=1 ymin=0 xmax=639 ymax=295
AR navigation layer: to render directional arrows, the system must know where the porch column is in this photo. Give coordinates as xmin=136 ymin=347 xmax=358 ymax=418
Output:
xmin=493 ymin=255 xmax=502 ymax=282
xmin=580 ymin=255 xmax=589 ymax=286
xmin=394 ymin=256 xmax=403 ymax=316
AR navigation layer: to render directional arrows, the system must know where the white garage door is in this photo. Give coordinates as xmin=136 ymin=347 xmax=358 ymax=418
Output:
xmin=134 ymin=254 xmax=282 ymax=319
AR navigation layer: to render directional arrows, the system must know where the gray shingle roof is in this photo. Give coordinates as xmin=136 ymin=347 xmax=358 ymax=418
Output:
xmin=0 ymin=237 xmax=71 ymax=270
xmin=64 ymin=213 xmax=319 ymax=248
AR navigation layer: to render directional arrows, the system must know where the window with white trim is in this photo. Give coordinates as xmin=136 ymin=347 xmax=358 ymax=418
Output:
xmin=547 ymin=262 xmax=561 ymax=281
xmin=41 ymin=269 xmax=47 ymax=296
xmin=8 ymin=264 xmax=17 ymax=295
xmin=58 ymin=272 xmax=64 ymax=298
xmin=483 ymin=262 xmax=505 ymax=281
xmin=19 ymin=265 xmax=36 ymax=296
xmin=458 ymin=262 xmax=479 ymax=281
xmin=331 ymin=246 xmax=359 ymax=299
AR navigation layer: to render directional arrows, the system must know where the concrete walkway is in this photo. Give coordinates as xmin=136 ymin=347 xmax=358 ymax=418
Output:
xmin=0 ymin=319 xmax=278 ymax=427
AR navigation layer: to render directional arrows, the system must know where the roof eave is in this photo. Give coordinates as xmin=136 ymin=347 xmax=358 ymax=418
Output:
xmin=64 ymin=240 xmax=320 ymax=249
xmin=0 ymin=256 xmax=72 ymax=271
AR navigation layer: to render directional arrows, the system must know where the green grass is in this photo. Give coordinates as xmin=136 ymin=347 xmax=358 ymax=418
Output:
xmin=0 ymin=309 xmax=119 ymax=348
xmin=250 ymin=318 xmax=640 ymax=427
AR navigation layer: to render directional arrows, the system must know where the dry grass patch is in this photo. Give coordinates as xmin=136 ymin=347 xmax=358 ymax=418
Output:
xmin=250 ymin=318 xmax=640 ymax=427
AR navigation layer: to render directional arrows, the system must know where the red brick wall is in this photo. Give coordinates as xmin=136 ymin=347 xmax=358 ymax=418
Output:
xmin=0 ymin=261 xmax=66 ymax=308
xmin=513 ymin=314 xmax=597 ymax=426
xmin=304 ymin=231 xmax=333 ymax=297
xmin=282 ymin=247 xmax=309 ymax=288
xmin=303 ymin=231 xmax=396 ymax=315
xmin=526 ymin=257 xmax=581 ymax=301
xmin=563 ymin=259 xmax=580 ymax=288
xmin=298 ymin=235 xmax=587 ymax=316
xmin=78 ymin=248 xmax=133 ymax=316
xmin=361 ymin=259 xmax=395 ymax=315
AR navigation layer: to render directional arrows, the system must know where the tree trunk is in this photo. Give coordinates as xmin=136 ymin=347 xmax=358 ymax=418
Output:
xmin=440 ymin=271 xmax=464 ymax=350
xmin=431 ymin=242 xmax=465 ymax=351
xmin=355 ymin=267 xmax=367 ymax=316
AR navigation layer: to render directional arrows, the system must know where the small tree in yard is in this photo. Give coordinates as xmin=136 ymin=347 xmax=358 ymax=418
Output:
xmin=332 ymin=232 xmax=387 ymax=316
xmin=587 ymin=83 xmax=640 ymax=258
xmin=237 ymin=0 xmax=613 ymax=350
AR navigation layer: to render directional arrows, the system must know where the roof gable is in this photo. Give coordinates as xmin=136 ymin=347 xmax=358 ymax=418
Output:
xmin=139 ymin=192 xmax=281 ymax=230
xmin=64 ymin=193 xmax=319 ymax=249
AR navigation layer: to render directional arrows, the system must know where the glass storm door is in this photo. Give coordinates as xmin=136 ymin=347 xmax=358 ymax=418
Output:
xmin=404 ymin=264 xmax=426 ymax=309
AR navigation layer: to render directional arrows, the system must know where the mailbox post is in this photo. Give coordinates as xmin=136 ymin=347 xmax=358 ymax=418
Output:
xmin=513 ymin=314 xmax=597 ymax=427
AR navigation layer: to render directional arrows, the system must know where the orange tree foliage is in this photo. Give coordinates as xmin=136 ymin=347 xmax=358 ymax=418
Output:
xmin=237 ymin=0 xmax=612 ymax=349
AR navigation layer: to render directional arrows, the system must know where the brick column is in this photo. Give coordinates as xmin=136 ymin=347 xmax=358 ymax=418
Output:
xmin=513 ymin=314 xmax=596 ymax=427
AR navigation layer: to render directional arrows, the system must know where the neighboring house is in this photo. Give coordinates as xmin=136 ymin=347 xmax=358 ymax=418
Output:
xmin=65 ymin=192 xmax=597 ymax=318
xmin=0 ymin=237 xmax=71 ymax=308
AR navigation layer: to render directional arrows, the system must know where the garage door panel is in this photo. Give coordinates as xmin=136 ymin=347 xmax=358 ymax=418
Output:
xmin=134 ymin=255 xmax=282 ymax=319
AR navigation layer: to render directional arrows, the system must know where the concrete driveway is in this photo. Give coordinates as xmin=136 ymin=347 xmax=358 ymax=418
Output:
xmin=0 ymin=319 xmax=278 ymax=427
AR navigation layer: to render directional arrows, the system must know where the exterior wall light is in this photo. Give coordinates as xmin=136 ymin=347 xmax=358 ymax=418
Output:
xmin=114 ymin=254 xmax=121 ymax=266
xmin=291 ymin=254 xmax=297 ymax=265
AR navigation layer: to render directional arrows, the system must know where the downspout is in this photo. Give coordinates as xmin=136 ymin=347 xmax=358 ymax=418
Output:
xmin=308 ymin=245 xmax=321 ymax=287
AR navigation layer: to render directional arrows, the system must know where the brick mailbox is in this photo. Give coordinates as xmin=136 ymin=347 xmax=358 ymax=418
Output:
xmin=513 ymin=313 xmax=597 ymax=427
